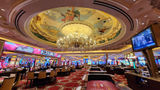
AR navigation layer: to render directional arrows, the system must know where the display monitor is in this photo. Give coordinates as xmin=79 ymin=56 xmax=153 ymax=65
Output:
xmin=125 ymin=59 xmax=130 ymax=65
xmin=15 ymin=58 xmax=20 ymax=66
xmin=138 ymin=57 xmax=146 ymax=66
xmin=158 ymin=59 xmax=160 ymax=65
xmin=131 ymin=27 xmax=156 ymax=51
xmin=88 ymin=59 xmax=92 ymax=65
xmin=129 ymin=59 xmax=133 ymax=66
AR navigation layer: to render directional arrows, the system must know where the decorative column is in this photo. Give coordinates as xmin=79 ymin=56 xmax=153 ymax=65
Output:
xmin=0 ymin=40 xmax=5 ymax=56
xmin=143 ymin=49 xmax=159 ymax=77
xmin=105 ymin=53 xmax=108 ymax=65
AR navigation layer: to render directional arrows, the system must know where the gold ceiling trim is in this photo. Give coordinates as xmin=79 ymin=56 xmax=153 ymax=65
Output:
xmin=25 ymin=7 xmax=125 ymax=48
xmin=58 ymin=21 xmax=95 ymax=37
xmin=0 ymin=36 xmax=44 ymax=49
xmin=24 ymin=15 xmax=57 ymax=47
xmin=64 ymin=54 xmax=105 ymax=56
xmin=55 ymin=45 xmax=132 ymax=53
xmin=96 ymin=20 xmax=126 ymax=47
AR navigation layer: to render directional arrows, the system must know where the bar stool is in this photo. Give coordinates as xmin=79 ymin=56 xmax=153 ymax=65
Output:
xmin=67 ymin=67 xmax=71 ymax=71
xmin=0 ymin=77 xmax=15 ymax=90
xmin=26 ymin=72 xmax=35 ymax=87
xmin=61 ymin=67 xmax=66 ymax=72
xmin=67 ymin=67 xmax=71 ymax=75
xmin=55 ymin=68 xmax=60 ymax=72
xmin=55 ymin=70 xmax=58 ymax=77
xmin=61 ymin=67 xmax=67 ymax=76
xmin=47 ymin=70 xmax=56 ymax=83
xmin=13 ymin=74 xmax=22 ymax=89
xmin=50 ymin=70 xmax=55 ymax=78
xmin=72 ymin=66 xmax=76 ymax=72
xmin=38 ymin=71 xmax=46 ymax=79
xmin=37 ymin=71 xmax=46 ymax=86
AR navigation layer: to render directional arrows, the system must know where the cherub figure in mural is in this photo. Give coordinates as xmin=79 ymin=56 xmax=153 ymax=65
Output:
xmin=98 ymin=27 xmax=109 ymax=35
xmin=61 ymin=7 xmax=80 ymax=22
xmin=34 ymin=15 xmax=41 ymax=23
xmin=94 ymin=18 xmax=112 ymax=35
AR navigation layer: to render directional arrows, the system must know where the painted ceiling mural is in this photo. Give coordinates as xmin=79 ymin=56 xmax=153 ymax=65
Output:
xmin=29 ymin=7 xmax=123 ymax=47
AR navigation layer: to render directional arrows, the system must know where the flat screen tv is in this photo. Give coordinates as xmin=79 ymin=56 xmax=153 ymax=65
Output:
xmin=131 ymin=26 xmax=157 ymax=51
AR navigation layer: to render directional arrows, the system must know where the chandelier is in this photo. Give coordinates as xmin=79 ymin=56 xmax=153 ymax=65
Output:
xmin=56 ymin=32 xmax=96 ymax=50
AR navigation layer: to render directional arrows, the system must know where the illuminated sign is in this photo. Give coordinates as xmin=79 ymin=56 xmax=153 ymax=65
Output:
xmin=3 ymin=41 xmax=60 ymax=57
xmin=3 ymin=42 xmax=41 ymax=54
xmin=16 ymin=46 xmax=34 ymax=53
xmin=40 ymin=50 xmax=55 ymax=56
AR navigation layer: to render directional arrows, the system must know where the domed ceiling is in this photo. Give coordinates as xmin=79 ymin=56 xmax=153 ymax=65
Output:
xmin=0 ymin=0 xmax=160 ymax=52
xmin=27 ymin=7 xmax=125 ymax=48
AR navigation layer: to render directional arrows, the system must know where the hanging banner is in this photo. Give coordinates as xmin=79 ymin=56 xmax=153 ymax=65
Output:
xmin=3 ymin=42 xmax=41 ymax=54
xmin=3 ymin=41 xmax=60 ymax=57
xmin=40 ymin=50 xmax=54 ymax=56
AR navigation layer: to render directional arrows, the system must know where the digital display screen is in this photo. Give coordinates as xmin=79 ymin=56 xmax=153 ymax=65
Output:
xmin=138 ymin=57 xmax=146 ymax=66
xmin=10 ymin=61 xmax=15 ymax=65
xmin=4 ymin=42 xmax=60 ymax=57
xmin=41 ymin=50 xmax=55 ymax=56
xmin=88 ymin=59 xmax=92 ymax=65
xmin=15 ymin=58 xmax=20 ymax=65
xmin=11 ymin=57 xmax=16 ymax=61
xmin=131 ymin=27 xmax=156 ymax=51
xmin=3 ymin=42 xmax=41 ymax=54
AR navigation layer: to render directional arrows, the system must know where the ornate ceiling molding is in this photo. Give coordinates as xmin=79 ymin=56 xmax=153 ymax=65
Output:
xmin=151 ymin=0 xmax=160 ymax=9
xmin=0 ymin=0 xmax=159 ymax=51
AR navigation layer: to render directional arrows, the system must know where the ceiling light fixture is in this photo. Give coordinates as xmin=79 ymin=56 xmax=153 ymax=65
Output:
xmin=1 ymin=9 xmax=5 ymax=12
xmin=57 ymin=23 xmax=96 ymax=51
xmin=56 ymin=33 xmax=96 ymax=51
xmin=144 ymin=15 xmax=148 ymax=18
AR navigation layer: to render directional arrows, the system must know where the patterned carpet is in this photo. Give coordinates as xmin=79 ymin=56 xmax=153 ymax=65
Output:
xmin=17 ymin=69 xmax=88 ymax=90
xmin=17 ymin=68 xmax=132 ymax=90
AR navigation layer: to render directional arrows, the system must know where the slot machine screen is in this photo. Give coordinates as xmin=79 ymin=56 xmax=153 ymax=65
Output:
xmin=125 ymin=59 xmax=130 ymax=65
xmin=138 ymin=57 xmax=146 ymax=66
xmin=129 ymin=59 xmax=133 ymax=66
xmin=15 ymin=57 xmax=21 ymax=66
xmin=10 ymin=57 xmax=16 ymax=66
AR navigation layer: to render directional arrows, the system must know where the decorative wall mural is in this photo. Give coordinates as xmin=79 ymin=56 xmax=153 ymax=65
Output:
xmin=61 ymin=7 xmax=80 ymax=22
xmin=28 ymin=7 xmax=123 ymax=47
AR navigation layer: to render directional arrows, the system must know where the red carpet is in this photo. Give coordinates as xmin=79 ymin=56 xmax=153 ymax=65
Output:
xmin=18 ymin=69 xmax=87 ymax=90
xmin=57 ymin=77 xmax=65 ymax=80
xmin=56 ymin=82 xmax=64 ymax=85
xmin=48 ymin=86 xmax=60 ymax=90
xmin=61 ymin=80 xmax=69 ymax=82
xmin=63 ymin=87 xmax=72 ymax=90
xmin=17 ymin=68 xmax=127 ymax=90
xmin=72 ymin=77 xmax=82 ymax=80
xmin=64 ymin=82 xmax=79 ymax=87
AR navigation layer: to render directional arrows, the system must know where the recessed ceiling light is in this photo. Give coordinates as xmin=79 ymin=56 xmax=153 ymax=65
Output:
xmin=1 ymin=9 xmax=5 ymax=12
xmin=142 ymin=23 xmax=145 ymax=25
xmin=144 ymin=15 xmax=148 ymax=18
xmin=0 ymin=27 xmax=9 ymax=33
xmin=158 ymin=16 xmax=160 ymax=18
xmin=0 ymin=16 xmax=2 ymax=18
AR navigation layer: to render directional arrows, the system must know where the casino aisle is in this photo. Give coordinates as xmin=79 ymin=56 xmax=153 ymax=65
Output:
xmin=17 ymin=68 xmax=88 ymax=90
xmin=1 ymin=1 xmax=160 ymax=90
xmin=16 ymin=67 xmax=132 ymax=90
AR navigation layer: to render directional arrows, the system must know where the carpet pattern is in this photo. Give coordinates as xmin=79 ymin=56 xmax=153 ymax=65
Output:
xmin=17 ymin=68 xmax=131 ymax=90
xmin=18 ymin=69 xmax=88 ymax=90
